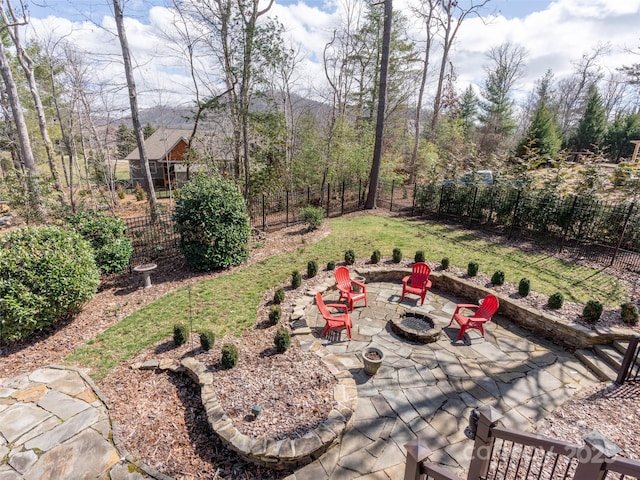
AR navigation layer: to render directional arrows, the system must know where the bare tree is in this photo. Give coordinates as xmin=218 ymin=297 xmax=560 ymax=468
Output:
xmin=113 ymin=0 xmax=159 ymax=218
xmin=429 ymin=0 xmax=491 ymax=141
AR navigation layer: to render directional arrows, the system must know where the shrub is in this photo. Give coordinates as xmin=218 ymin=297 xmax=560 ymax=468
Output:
xmin=199 ymin=330 xmax=215 ymax=351
xmin=116 ymin=184 xmax=126 ymax=200
xmin=467 ymin=261 xmax=479 ymax=277
xmin=344 ymin=249 xmax=356 ymax=265
xmin=269 ymin=305 xmax=282 ymax=325
xmin=300 ymin=205 xmax=324 ymax=230
xmin=134 ymin=183 xmax=146 ymax=201
xmin=611 ymin=163 xmax=633 ymax=187
xmin=291 ymin=270 xmax=302 ymax=289
xmin=274 ymin=326 xmax=291 ymax=353
xmin=326 ymin=261 xmax=336 ymax=271
xmin=392 ymin=248 xmax=402 ymax=263
xmin=0 ymin=226 xmax=100 ymax=342
xmin=173 ymin=174 xmax=250 ymax=272
xmin=273 ymin=287 xmax=285 ymax=305
xmin=583 ymin=300 xmax=603 ymax=323
xmin=491 ymin=270 xmax=505 ymax=286
xmin=371 ymin=249 xmax=381 ymax=264
xmin=173 ymin=323 xmax=188 ymax=346
xmin=621 ymin=302 xmax=639 ymax=326
xmin=307 ymin=260 xmax=318 ymax=278
xmin=221 ymin=343 xmax=238 ymax=369
xmin=518 ymin=278 xmax=531 ymax=297
xmin=414 ymin=250 xmax=425 ymax=263
xmin=66 ymin=210 xmax=133 ymax=275
xmin=441 ymin=257 xmax=450 ymax=270
xmin=548 ymin=292 xmax=564 ymax=309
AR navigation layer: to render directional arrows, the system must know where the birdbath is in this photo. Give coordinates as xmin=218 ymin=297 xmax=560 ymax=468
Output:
xmin=133 ymin=263 xmax=157 ymax=288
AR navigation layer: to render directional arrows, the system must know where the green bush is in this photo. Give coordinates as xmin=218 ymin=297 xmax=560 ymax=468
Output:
xmin=307 ymin=260 xmax=318 ymax=278
xmin=116 ymin=184 xmax=126 ymax=200
xmin=173 ymin=174 xmax=250 ymax=272
xmin=221 ymin=343 xmax=239 ymax=369
xmin=344 ymin=249 xmax=356 ymax=265
xmin=441 ymin=257 xmax=450 ymax=270
xmin=621 ymin=302 xmax=639 ymax=326
xmin=611 ymin=163 xmax=633 ymax=187
xmin=273 ymin=287 xmax=285 ymax=305
xmin=269 ymin=305 xmax=282 ymax=325
xmin=518 ymin=278 xmax=531 ymax=297
xmin=66 ymin=210 xmax=133 ymax=275
xmin=491 ymin=270 xmax=505 ymax=286
xmin=300 ymin=205 xmax=324 ymax=230
xmin=392 ymin=248 xmax=402 ymax=263
xmin=467 ymin=261 xmax=479 ymax=277
xmin=548 ymin=292 xmax=564 ymax=309
xmin=0 ymin=226 xmax=100 ymax=342
xmin=326 ymin=261 xmax=336 ymax=271
xmin=199 ymin=330 xmax=215 ymax=351
xmin=274 ymin=326 xmax=291 ymax=353
xmin=371 ymin=249 xmax=381 ymax=264
xmin=414 ymin=250 xmax=425 ymax=263
xmin=583 ymin=300 xmax=603 ymax=323
xmin=134 ymin=183 xmax=146 ymax=201
xmin=174 ymin=323 xmax=188 ymax=346
xmin=291 ymin=270 xmax=302 ymax=289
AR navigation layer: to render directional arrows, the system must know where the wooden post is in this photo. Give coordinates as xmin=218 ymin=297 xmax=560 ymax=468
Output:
xmin=617 ymin=333 xmax=640 ymax=384
xmin=403 ymin=439 xmax=431 ymax=480
xmin=466 ymin=405 xmax=503 ymax=480
xmin=572 ymin=431 xmax=621 ymax=480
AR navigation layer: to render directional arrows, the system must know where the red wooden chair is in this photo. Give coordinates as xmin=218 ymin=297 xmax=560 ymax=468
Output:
xmin=334 ymin=266 xmax=367 ymax=311
xmin=448 ymin=294 xmax=499 ymax=341
xmin=401 ymin=262 xmax=432 ymax=306
xmin=315 ymin=293 xmax=352 ymax=340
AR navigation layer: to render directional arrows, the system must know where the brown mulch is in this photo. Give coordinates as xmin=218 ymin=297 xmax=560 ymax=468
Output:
xmin=1 ymin=211 xmax=640 ymax=479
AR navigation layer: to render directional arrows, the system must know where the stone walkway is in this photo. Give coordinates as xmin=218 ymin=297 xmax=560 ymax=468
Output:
xmin=0 ymin=366 xmax=147 ymax=480
xmin=286 ymin=278 xmax=602 ymax=480
xmin=0 ymin=278 xmax=602 ymax=480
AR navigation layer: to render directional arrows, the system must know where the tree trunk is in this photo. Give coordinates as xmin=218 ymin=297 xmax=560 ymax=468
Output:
xmin=113 ymin=0 xmax=159 ymax=219
xmin=365 ymin=0 xmax=392 ymax=209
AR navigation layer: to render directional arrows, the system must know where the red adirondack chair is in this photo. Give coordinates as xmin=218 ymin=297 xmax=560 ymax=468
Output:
xmin=401 ymin=262 xmax=432 ymax=306
xmin=448 ymin=294 xmax=499 ymax=341
xmin=334 ymin=266 xmax=367 ymax=311
xmin=315 ymin=292 xmax=352 ymax=340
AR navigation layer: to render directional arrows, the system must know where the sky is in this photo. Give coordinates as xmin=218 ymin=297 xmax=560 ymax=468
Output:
xmin=23 ymin=0 xmax=640 ymax=112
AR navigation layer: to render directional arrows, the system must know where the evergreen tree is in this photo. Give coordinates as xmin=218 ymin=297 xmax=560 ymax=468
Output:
xmin=116 ymin=123 xmax=135 ymax=158
xmin=458 ymin=85 xmax=478 ymax=139
xmin=571 ymin=84 xmax=607 ymax=152
xmin=604 ymin=113 xmax=640 ymax=161
xmin=143 ymin=123 xmax=157 ymax=139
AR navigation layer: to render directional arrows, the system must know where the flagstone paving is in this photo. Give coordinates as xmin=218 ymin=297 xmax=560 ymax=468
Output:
xmin=0 ymin=278 xmax=602 ymax=480
xmin=286 ymin=279 xmax=602 ymax=479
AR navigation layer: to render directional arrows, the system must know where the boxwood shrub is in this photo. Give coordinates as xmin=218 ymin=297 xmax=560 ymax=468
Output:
xmin=371 ymin=250 xmax=381 ymax=264
xmin=173 ymin=174 xmax=250 ymax=271
xmin=0 ymin=226 xmax=100 ymax=342
xmin=66 ymin=210 xmax=133 ymax=275
xmin=548 ymin=292 xmax=564 ymax=309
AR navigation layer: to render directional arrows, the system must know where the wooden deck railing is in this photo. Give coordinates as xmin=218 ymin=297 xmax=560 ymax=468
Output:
xmin=617 ymin=334 xmax=640 ymax=384
xmin=404 ymin=406 xmax=640 ymax=480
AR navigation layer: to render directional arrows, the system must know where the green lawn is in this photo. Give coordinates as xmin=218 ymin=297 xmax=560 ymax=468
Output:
xmin=67 ymin=214 xmax=628 ymax=381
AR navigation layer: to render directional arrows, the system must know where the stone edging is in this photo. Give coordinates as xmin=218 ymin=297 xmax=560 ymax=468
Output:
xmin=133 ymin=343 xmax=357 ymax=470
xmin=353 ymin=266 xmax=636 ymax=350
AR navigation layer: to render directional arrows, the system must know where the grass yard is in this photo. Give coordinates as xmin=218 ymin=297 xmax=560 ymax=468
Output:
xmin=66 ymin=214 xmax=628 ymax=381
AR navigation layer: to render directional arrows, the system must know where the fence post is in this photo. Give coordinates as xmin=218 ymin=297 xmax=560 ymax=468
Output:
xmin=437 ymin=184 xmax=445 ymax=219
xmin=572 ymin=431 xmax=621 ymax=480
xmin=616 ymin=333 xmax=640 ymax=384
xmin=286 ymin=190 xmax=290 ymax=227
xmin=389 ymin=180 xmax=395 ymax=212
xmin=467 ymin=405 xmax=503 ymax=480
xmin=508 ymin=189 xmax=521 ymax=240
xmin=403 ymin=439 xmax=431 ymax=480
xmin=262 ymin=194 xmax=266 ymax=230
xmin=326 ymin=184 xmax=331 ymax=217
xmin=560 ymin=195 xmax=579 ymax=253
xmin=611 ymin=202 xmax=635 ymax=266
xmin=358 ymin=179 xmax=363 ymax=207
xmin=341 ymin=180 xmax=345 ymax=215
xmin=468 ymin=186 xmax=478 ymax=226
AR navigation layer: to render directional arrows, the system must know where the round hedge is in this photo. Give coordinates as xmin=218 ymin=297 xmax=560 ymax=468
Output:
xmin=173 ymin=175 xmax=250 ymax=271
xmin=0 ymin=226 xmax=100 ymax=342
xmin=66 ymin=210 xmax=133 ymax=274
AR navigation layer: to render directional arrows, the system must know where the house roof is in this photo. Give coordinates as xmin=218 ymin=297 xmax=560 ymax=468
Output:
xmin=125 ymin=128 xmax=194 ymax=161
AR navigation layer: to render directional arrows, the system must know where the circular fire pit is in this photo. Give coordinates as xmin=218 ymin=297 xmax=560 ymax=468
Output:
xmin=390 ymin=311 xmax=441 ymax=343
